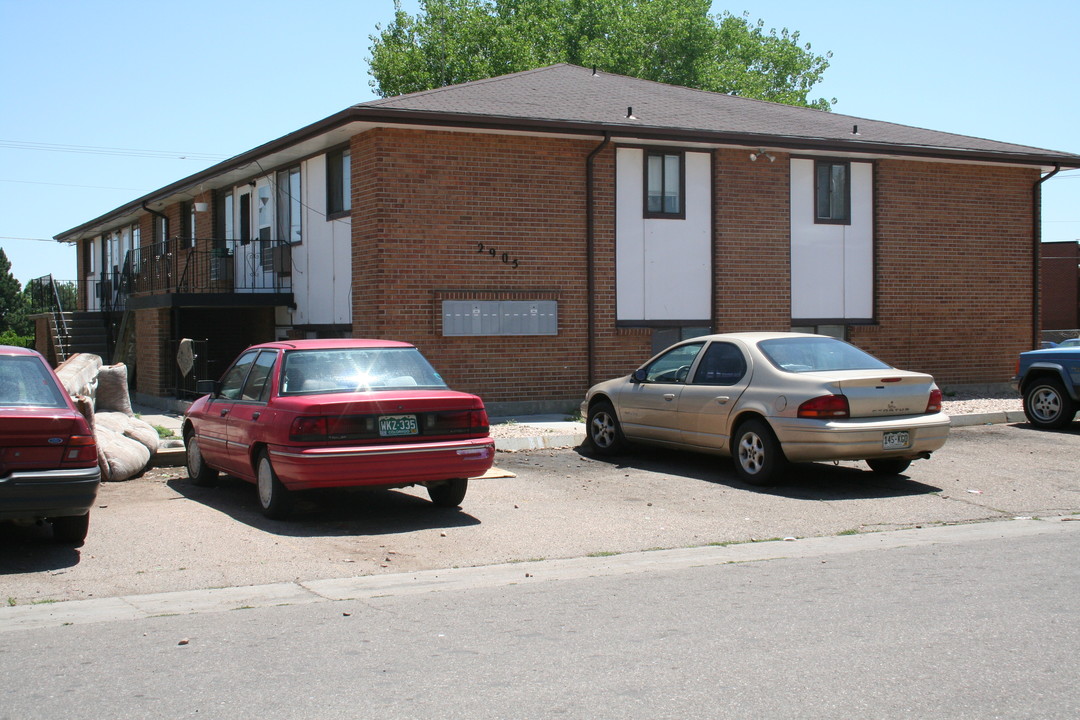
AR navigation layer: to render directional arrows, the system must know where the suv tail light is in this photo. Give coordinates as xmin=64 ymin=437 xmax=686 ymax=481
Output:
xmin=925 ymin=388 xmax=943 ymax=414
xmin=797 ymin=395 xmax=850 ymax=419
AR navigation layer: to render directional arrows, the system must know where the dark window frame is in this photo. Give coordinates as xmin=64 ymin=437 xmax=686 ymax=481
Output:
xmin=326 ymin=147 xmax=351 ymax=218
xmin=814 ymin=159 xmax=851 ymax=225
xmin=643 ymin=149 xmax=686 ymax=220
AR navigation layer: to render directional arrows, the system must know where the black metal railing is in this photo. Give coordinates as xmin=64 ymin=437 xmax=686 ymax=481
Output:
xmin=93 ymin=237 xmax=292 ymax=311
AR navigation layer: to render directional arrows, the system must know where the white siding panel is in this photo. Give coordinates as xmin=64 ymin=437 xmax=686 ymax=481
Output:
xmin=616 ymin=148 xmax=646 ymax=320
xmin=617 ymin=148 xmax=711 ymax=322
xmin=291 ymin=155 xmax=352 ymax=326
xmin=790 ymin=158 xmax=873 ymax=320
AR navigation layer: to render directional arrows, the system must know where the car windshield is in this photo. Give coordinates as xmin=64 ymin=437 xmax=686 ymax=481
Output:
xmin=758 ymin=337 xmax=891 ymax=373
xmin=280 ymin=347 xmax=449 ymax=395
xmin=0 ymin=355 xmax=68 ymax=408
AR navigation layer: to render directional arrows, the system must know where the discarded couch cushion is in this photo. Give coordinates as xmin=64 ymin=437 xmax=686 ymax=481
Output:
xmin=95 ymin=411 xmax=160 ymax=455
xmin=96 ymin=363 xmax=133 ymax=415
xmin=95 ymin=426 xmax=152 ymax=482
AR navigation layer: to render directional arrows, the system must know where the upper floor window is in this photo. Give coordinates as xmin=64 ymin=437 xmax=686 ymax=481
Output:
xmin=815 ymin=160 xmax=850 ymax=224
xmin=180 ymin=201 xmax=195 ymax=249
xmin=327 ymin=148 xmax=351 ymax=216
xmin=277 ymin=167 xmax=302 ymax=244
xmin=644 ymin=150 xmax=684 ymax=218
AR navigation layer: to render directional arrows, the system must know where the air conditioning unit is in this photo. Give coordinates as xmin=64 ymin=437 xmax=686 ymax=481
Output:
xmin=271 ymin=244 xmax=292 ymax=274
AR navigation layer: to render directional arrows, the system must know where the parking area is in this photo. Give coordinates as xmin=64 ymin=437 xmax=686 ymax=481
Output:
xmin=2 ymin=422 xmax=1078 ymax=605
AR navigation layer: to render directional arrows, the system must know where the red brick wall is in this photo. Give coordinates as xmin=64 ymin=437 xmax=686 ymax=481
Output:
xmin=351 ymin=128 xmax=604 ymax=407
xmin=714 ymin=148 xmax=791 ymax=331
xmin=849 ymin=160 xmax=1038 ymax=384
xmin=135 ymin=307 xmax=171 ymax=397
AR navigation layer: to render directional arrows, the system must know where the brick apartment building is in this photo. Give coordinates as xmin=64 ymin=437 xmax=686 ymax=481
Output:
xmin=53 ymin=64 xmax=1080 ymax=413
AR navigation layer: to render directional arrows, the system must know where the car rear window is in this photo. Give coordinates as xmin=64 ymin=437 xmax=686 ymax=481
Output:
xmin=758 ymin=337 xmax=891 ymax=373
xmin=0 ymin=355 xmax=68 ymax=408
xmin=280 ymin=347 xmax=450 ymax=395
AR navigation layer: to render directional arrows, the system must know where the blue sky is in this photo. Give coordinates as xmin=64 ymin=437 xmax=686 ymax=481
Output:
xmin=2 ymin=0 xmax=1077 ymax=285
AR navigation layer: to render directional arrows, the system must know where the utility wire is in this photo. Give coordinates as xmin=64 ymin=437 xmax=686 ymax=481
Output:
xmin=0 ymin=139 xmax=228 ymax=161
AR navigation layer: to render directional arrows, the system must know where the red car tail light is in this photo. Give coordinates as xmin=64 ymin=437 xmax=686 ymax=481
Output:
xmin=424 ymin=409 xmax=489 ymax=435
xmin=797 ymin=395 xmax=850 ymax=419
xmin=290 ymin=416 xmax=329 ymax=442
xmin=62 ymin=435 xmax=98 ymax=467
xmin=925 ymin=388 xmax=943 ymax=414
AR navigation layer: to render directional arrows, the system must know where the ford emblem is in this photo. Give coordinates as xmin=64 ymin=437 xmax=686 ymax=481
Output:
xmin=48 ymin=437 xmax=63 ymax=444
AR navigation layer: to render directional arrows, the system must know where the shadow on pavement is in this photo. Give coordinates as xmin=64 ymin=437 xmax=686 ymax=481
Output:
xmin=0 ymin=523 xmax=83 ymax=575
xmin=572 ymin=445 xmax=943 ymax=500
xmin=166 ymin=475 xmax=482 ymax=538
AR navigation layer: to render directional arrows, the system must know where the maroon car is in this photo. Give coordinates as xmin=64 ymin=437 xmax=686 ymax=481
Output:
xmin=183 ymin=339 xmax=495 ymax=519
xmin=0 ymin=345 xmax=100 ymax=544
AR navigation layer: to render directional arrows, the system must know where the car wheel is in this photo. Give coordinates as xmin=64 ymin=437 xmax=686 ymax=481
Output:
xmin=185 ymin=430 xmax=219 ymax=487
xmin=732 ymin=419 xmax=787 ymax=486
xmin=51 ymin=513 xmax=89 ymax=545
xmin=1023 ymin=378 xmax=1076 ymax=430
xmin=866 ymin=458 xmax=911 ymax=475
xmin=256 ymin=451 xmax=292 ymax=520
xmin=428 ymin=478 xmax=468 ymax=508
xmin=587 ymin=401 xmax=627 ymax=455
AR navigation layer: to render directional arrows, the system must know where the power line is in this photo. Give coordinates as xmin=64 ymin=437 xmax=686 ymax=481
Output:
xmin=0 ymin=178 xmax=142 ymax=191
xmin=0 ymin=139 xmax=228 ymax=161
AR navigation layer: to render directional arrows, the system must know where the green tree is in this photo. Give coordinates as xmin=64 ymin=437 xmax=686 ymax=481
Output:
xmin=0 ymin=248 xmax=30 ymax=337
xmin=369 ymin=0 xmax=834 ymax=109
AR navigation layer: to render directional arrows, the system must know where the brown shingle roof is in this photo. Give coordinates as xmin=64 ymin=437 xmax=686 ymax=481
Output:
xmin=359 ymin=64 xmax=1078 ymax=162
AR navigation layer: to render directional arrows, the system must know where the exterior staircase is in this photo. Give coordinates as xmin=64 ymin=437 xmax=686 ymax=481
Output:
xmin=55 ymin=312 xmax=120 ymax=362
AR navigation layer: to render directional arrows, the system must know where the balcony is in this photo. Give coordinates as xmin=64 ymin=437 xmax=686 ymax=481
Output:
xmin=95 ymin=238 xmax=293 ymax=312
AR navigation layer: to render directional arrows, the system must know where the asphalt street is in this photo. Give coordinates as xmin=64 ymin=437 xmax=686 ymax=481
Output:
xmin=2 ymin=520 xmax=1077 ymax=719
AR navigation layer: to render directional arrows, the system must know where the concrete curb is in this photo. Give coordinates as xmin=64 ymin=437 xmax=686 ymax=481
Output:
xmin=949 ymin=410 xmax=1027 ymax=427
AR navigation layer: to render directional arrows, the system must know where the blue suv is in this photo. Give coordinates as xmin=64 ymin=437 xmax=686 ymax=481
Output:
xmin=1014 ymin=345 xmax=1080 ymax=429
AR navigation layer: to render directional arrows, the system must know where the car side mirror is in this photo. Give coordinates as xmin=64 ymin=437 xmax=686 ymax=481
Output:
xmin=196 ymin=379 xmax=219 ymax=397
xmin=632 ymin=369 xmax=647 ymax=384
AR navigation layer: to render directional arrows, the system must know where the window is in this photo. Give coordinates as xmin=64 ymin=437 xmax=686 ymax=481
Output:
xmin=277 ymin=167 xmax=302 ymax=244
xmin=640 ymin=342 xmax=705 ymax=384
xmin=218 ymin=350 xmax=258 ymax=400
xmin=815 ymin=160 xmax=850 ymax=224
xmin=180 ymin=201 xmax=195 ymax=249
xmin=645 ymin=150 xmax=683 ymax=218
xmin=692 ymin=342 xmax=747 ymax=386
xmin=153 ymin=215 xmax=168 ymax=255
xmin=239 ymin=350 xmax=278 ymax=402
xmin=327 ymin=148 xmax=351 ymax=216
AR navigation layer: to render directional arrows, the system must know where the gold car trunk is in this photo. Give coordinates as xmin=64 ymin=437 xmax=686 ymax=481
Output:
xmin=832 ymin=370 xmax=935 ymax=418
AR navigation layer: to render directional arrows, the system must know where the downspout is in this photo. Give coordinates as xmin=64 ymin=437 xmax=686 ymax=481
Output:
xmin=585 ymin=132 xmax=611 ymax=387
xmin=1034 ymin=164 xmax=1061 ymax=348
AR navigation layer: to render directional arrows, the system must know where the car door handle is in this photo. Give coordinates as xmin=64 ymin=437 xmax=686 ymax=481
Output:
xmin=715 ymin=396 xmax=731 ymax=405
xmin=252 ymin=412 xmax=261 ymax=420
xmin=664 ymin=393 xmax=676 ymax=401
xmin=220 ymin=409 xmax=229 ymax=417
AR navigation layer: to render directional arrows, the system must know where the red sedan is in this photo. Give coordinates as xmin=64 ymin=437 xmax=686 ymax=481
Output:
xmin=183 ymin=339 xmax=494 ymax=519
xmin=0 ymin=345 xmax=100 ymax=544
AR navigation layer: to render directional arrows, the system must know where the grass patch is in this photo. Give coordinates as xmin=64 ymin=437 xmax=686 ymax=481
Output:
xmin=154 ymin=424 xmax=176 ymax=439
xmin=837 ymin=528 xmax=861 ymax=536
xmin=587 ymin=550 xmax=619 ymax=558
